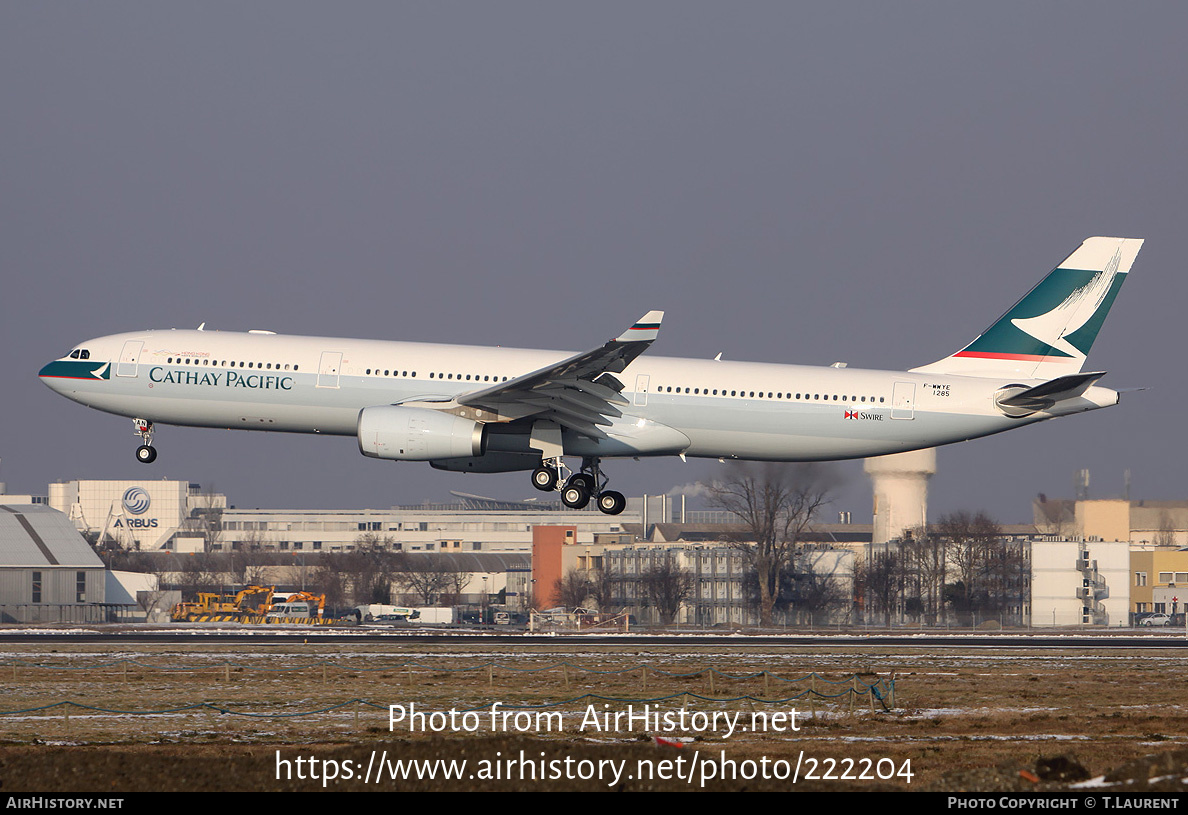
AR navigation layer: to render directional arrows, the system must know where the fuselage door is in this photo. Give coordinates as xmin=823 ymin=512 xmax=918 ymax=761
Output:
xmin=115 ymin=341 xmax=143 ymax=378
xmin=317 ymin=351 xmax=343 ymax=389
xmin=634 ymin=374 xmax=651 ymax=407
xmin=892 ymin=381 xmax=916 ymax=419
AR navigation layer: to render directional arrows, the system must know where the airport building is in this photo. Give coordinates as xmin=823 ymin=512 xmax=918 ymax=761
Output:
xmin=0 ymin=502 xmax=119 ymax=622
xmin=0 ymin=476 xmax=1170 ymax=627
xmin=1030 ymin=537 xmax=1130 ymax=627
xmin=1130 ymin=549 xmax=1188 ymax=617
xmin=44 ymin=479 xmax=638 ymax=554
xmin=1035 ymin=496 xmax=1188 ymax=547
xmin=48 ymin=479 xmax=225 ymax=552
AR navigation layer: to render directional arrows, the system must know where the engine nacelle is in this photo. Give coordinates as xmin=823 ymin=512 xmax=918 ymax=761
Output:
xmin=358 ymin=405 xmax=486 ymax=461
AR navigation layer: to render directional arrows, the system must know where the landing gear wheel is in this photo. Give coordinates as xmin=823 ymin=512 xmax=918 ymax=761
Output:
xmin=135 ymin=445 xmax=157 ymax=464
xmin=561 ymin=484 xmax=591 ymax=509
xmin=531 ymin=466 xmax=559 ymax=492
xmin=597 ymin=490 xmax=626 ymax=515
xmin=566 ymin=473 xmax=596 ymax=494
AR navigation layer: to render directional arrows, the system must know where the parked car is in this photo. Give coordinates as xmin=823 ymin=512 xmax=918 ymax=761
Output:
xmin=1139 ymin=613 xmax=1174 ymax=627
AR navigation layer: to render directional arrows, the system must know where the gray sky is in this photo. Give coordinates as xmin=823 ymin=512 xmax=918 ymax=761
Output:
xmin=3 ymin=3 xmax=1186 ymax=523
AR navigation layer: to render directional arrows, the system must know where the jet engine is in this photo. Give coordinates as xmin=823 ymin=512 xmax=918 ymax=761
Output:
xmin=358 ymin=405 xmax=486 ymax=461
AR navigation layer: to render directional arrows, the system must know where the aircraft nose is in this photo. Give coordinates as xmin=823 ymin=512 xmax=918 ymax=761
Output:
xmin=38 ymin=360 xmax=66 ymax=391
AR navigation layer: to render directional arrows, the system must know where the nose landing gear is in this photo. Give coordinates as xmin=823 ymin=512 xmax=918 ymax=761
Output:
xmin=133 ymin=418 xmax=157 ymax=464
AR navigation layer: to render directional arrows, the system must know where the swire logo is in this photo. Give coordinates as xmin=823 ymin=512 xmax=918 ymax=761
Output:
xmin=843 ymin=411 xmax=883 ymax=422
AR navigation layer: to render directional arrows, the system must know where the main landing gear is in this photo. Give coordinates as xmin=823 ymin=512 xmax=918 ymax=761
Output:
xmin=133 ymin=418 xmax=157 ymax=464
xmin=531 ymin=457 xmax=626 ymax=515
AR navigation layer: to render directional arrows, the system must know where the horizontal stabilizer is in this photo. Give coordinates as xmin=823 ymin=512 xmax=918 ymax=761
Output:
xmin=996 ymin=371 xmax=1106 ymax=412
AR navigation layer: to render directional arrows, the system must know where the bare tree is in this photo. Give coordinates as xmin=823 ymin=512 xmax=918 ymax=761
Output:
xmin=590 ymin=566 xmax=617 ymax=612
xmin=856 ymin=548 xmax=901 ymax=627
xmin=900 ymin=527 xmax=948 ymax=625
xmin=344 ymin=535 xmax=399 ymax=604
xmin=1155 ymin=512 xmax=1177 ymax=548
xmin=938 ymin=511 xmax=1003 ymax=625
xmin=181 ymin=487 xmax=224 ymax=552
xmin=239 ymin=544 xmax=271 ymax=586
xmin=639 ymin=554 xmax=694 ymax=625
xmin=789 ymin=549 xmax=848 ymax=625
xmin=391 ymin=553 xmax=468 ymax=606
xmin=706 ymin=462 xmax=838 ymax=626
xmin=554 ymin=568 xmax=594 ymax=609
xmin=168 ymin=552 xmax=223 ymax=598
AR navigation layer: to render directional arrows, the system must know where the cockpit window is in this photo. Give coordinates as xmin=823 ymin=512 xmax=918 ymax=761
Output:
xmin=80 ymin=349 xmax=90 ymax=359
xmin=69 ymin=350 xmax=80 ymax=359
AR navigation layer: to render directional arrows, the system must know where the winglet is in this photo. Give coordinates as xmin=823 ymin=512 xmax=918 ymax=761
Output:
xmin=616 ymin=310 xmax=664 ymax=342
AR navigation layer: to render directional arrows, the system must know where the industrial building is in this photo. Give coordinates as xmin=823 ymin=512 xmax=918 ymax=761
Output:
xmin=45 ymin=479 xmax=638 ymax=553
xmin=0 ymin=469 xmax=1173 ymax=627
xmin=0 ymin=503 xmax=119 ymax=622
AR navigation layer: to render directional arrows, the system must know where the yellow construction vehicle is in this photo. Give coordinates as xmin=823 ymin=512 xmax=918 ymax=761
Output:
xmin=171 ymin=585 xmax=275 ymax=622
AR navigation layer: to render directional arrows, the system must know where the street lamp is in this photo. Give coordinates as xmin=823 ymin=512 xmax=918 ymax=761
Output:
xmin=482 ymin=575 xmax=488 ymax=624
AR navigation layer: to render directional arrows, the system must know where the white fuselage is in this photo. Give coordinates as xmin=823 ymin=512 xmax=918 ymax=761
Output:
xmin=39 ymin=329 xmax=1120 ymax=463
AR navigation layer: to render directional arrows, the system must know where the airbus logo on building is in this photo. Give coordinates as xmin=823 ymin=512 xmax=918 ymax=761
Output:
xmin=122 ymin=487 xmax=151 ymax=515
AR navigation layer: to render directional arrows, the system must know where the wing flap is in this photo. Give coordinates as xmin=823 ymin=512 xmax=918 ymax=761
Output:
xmin=457 ymin=311 xmax=662 ymax=439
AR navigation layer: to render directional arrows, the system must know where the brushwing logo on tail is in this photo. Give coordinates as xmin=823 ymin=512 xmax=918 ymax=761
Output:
xmin=954 ymin=248 xmax=1127 ymax=363
xmin=1009 ymin=245 xmax=1123 ymax=360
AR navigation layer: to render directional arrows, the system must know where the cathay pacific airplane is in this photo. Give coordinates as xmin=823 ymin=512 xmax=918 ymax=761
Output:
xmin=39 ymin=236 xmax=1141 ymax=515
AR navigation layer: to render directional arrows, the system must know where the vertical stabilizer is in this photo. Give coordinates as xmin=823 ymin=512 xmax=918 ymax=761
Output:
xmin=910 ymin=237 xmax=1143 ymax=379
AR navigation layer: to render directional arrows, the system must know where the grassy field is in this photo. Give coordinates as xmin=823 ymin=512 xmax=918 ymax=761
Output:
xmin=2 ymin=638 xmax=1187 ymax=792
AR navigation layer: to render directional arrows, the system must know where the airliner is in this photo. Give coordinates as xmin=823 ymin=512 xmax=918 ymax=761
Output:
xmin=39 ymin=236 xmax=1142 ymax=515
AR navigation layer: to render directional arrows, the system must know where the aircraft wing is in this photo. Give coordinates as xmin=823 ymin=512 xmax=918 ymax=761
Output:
xmin=456 ymin=311 xmax=664 ymax=439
